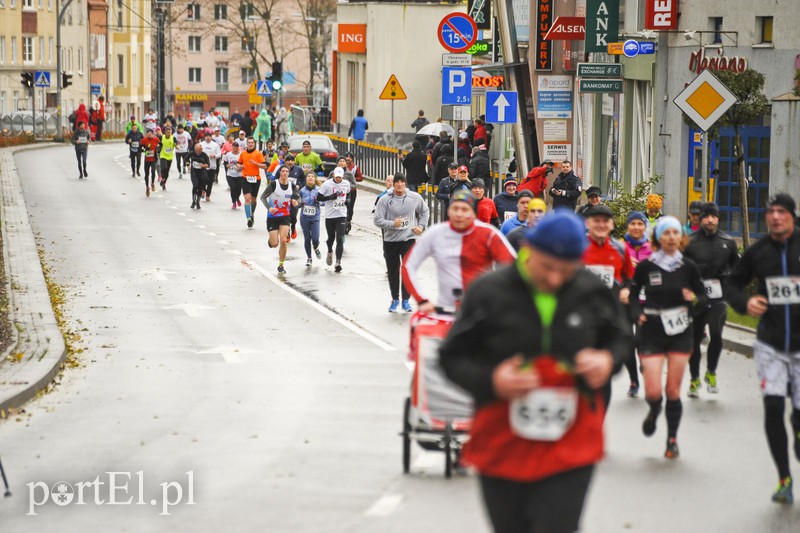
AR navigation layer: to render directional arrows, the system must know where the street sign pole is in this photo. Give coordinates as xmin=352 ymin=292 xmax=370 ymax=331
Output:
xmin=391 ymin=99 xmax=394 ymax=138
xmin=56 ymin=0 xmax=74 ymax=142
xmin=701 ymin=131 xmax=708 ymax=203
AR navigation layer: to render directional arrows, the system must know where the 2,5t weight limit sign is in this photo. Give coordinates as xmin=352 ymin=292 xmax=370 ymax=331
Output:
xmin=438 ymin=13 xmax=478 ymax=54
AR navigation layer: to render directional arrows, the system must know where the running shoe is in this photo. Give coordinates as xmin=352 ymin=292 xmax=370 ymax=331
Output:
xmin=334 ymin=262 xmax=342 ymax=273
xmin=388 ymin=299 xmax=400 ymax=313
xmin=195 ymin=203 xmax=201 ymax=210
xmin=402 ymin=300 xmax=412 ymax=313
xmin=688 ymin=378 xmax=701 ymax=398
xmin=132 ymin=173 xmax=136 ymax=178
xmin=292 ymin=230 xmax=298 ymax=240
xmin=84 ymin=170 xmax=88 ymax=177
xmin=315 ymin=248 xmax=321 ymax=260
xmin=326 ymin=252 xmax=333 ymax=266
xmin=152 ymin=185 xmax=157 ymax=192
xmin=627 ymin=383 xmax=639 ymax=398
xmin=704 ymin=371 xmax=718 ymax=393
xmin=146 ymin=187 xmax=150 ymax=197
xmin=305 ymin=258 xmax=312 ymax=267
xmin=231 ymin=203 xmax=237 ymax=210
xmin=190 ymin=202 xmax=196 ymax=209
xmin=277 ymin=265 xmax=286 ymax=274
xmin=664 ymin=438 xmax=680 ymax=459
xmin=237 ymin=200 xmax=242 ymax=207
xmin=247 ymin=216 xmax=254 ymax=228
xmin=772 ymin=477 xmax=793 ymax=504
xmin=642 ymin=407 xmax=660 ymax=437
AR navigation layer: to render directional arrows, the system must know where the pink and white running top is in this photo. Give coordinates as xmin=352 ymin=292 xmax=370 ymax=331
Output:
xmin=402 ymin=221 xmax=516 ymax=311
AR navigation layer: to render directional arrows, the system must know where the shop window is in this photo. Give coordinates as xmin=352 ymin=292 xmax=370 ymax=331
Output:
xmin=755 ymin=16 xmax=773 ymax=45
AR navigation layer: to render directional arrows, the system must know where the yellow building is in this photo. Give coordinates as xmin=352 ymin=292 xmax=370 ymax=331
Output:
xmin=107 ymin=0 xmax=151 ymax=122
xmin=0 ymin=0 xmax=59 ymax=116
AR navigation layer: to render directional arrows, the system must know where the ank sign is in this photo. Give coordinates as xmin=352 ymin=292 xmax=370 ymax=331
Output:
xmin=645 ymin=0 xmax=677 ymax=30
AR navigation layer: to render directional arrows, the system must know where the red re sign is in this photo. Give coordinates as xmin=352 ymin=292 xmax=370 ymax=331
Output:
xmin=645 ymin=0 xmax=678 ymax=30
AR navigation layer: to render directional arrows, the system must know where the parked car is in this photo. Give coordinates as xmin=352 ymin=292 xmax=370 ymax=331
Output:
xmin=287 ymin=134 xmax=339 ymax=174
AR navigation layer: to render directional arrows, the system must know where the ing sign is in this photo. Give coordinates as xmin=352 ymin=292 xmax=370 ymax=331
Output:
xmin=338 ymin=24 xmax=367 ymax=53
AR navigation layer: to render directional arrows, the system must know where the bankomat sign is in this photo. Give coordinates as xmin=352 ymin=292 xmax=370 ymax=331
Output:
xmin=338 ymin=24 xmax=367 ymax=53
xmin=644 ymin=0 xmax=678 ymax=30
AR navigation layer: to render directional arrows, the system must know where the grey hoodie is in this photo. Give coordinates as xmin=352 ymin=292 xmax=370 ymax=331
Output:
xmin=373 ymin=190 xmax=430 ymax=242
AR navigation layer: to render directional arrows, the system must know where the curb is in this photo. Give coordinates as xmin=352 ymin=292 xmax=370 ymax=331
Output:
xmin=0 ymin=144 xmax=67 ymax=413
xmin=722 ymin=323 xmax=756 ymax=359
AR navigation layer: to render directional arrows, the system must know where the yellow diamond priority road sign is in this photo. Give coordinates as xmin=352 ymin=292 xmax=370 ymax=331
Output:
xmin=673 ymin=70 xmax=737 ymax=132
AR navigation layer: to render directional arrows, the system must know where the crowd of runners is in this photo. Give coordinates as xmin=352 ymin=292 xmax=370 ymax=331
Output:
xmin=94 ymin=110 xmax=800 ymax=531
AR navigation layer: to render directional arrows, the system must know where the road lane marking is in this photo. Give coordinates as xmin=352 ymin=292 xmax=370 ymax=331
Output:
xmin=163 ymin=303 xmax=215 ymax=317
xmin=217 ymin=240 xmax=230 ymax=245
xmin=208 ymin=232 xmax=217 ymax=237
xmin=228 ymin=250 xmax=242 ymax=255
xmin=244 ymin=259 xmax=395 ymax=352
xmin=364 ymin=494 xmax=403 ymax=517
xmin=411 ymin=452 xmax=438 ymax=471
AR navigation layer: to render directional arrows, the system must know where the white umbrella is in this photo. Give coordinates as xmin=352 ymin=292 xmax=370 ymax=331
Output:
xmin=416 ymin=122 xmax=456 ymax=137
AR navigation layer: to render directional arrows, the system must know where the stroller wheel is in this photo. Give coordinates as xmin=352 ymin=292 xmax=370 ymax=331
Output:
xmin=402 ymin=397 xmax=412 ymax=474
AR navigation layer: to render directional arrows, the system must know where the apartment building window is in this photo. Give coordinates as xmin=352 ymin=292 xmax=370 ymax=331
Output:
xmin=0 ymin=38 xmax=5 ymax=65
xmin=117 ymin=54 xmax=124 ymax=85
xmin=239 ymin=2 xmax=255 ymax=19
xmin=49 ymin=37 xmax=53 ymax=64
xmin=77 ymin=0 xmax=82 ymax=24
xmin=131 ymin=52 xmax=136 ymax=84
xmin=0 ymin=0 xmax=5 ymax=8
xmin=216 ymin=67 xmax=229 ymax=91
xmin=241 ymin=37 xmax=254 ymax=52
xmin=189 ymin=68 xmax=201 ymax=84
xmin=38 ymin=0 xmax=42 ymax=9
xmin=709 ymin=17 xmax=723 ymax=44
xmin=38 ymin=36 xmax=43 ymax=63
xmin=214 ymin=4 xmax=226 ymax=20
xmin=241 ymin=67 xmax=255 ymax=84
xmin=215 ymin=36 xmax=228 ymax=52
xmin=0 ymin=92 xmax=5 ymax=115
xmin=49 ymin=0 xmax=52 ymax=10
xmin=187 ymin=3 xmax=200 ymax=20
xmin=13 ymin=91 xmax=20 ymax=112
xmin=116 ymin=0 xmax=123 ymax=30
xmin=11 ymin=37 xmax=16 ymax=64
xmin=78 ymin=47 xmax=84 ymax=73
xmin=23 ymin=37 xmax=34 ymax=64
xmin=10 ymin=0 xmax=15 ymax=7
xmin=756 ymin=16 xmax=774 ymax=45
xmin=23 ymin=0 xmax=33 ymax=9
xmin=188 ymin=36 xmax=201 ymax=52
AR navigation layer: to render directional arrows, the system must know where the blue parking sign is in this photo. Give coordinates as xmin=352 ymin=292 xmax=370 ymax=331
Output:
xmin=442 ymin=67 xmax=472 ymax=105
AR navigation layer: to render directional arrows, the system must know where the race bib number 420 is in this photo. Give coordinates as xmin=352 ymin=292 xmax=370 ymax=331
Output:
xmin=766 ymin=276 xmax=800 ymax=305
xmin=510 ymin=388 xmax=578 ymax=441
xmin=586 ymin=264 xmax=615 ymax=289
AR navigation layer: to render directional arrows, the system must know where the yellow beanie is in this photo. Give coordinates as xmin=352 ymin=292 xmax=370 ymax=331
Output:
xmin=646 ymin=194 xmax=663 ymax=210
xmin=530 ymin=198 xmax=547 ymax=211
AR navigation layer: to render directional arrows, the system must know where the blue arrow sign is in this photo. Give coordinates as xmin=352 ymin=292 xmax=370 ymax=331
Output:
xmin=256 ymin=80 xmax=272 ymax=96
xmin=485 ymin=91 xmax=518 ymax=124
xmin=34 ymin=71 xmax=51 ymax=88
xmin=442 ymin=67 xmax=472 ymax=105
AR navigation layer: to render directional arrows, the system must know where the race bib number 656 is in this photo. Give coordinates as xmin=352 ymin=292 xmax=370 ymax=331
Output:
xmin=510 ymin=388 xmax=578 ymax=441
xmin=766 ymin=276 xmax=800 ymax=305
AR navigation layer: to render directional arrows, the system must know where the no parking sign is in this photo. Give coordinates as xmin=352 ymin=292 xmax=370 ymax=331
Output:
xmin=438 ymin=13 xmax=478 ymax=54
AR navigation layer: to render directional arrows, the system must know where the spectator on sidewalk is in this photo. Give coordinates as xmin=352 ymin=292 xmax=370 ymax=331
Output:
xmin=411 ymin=110 xmax=429 ymax=132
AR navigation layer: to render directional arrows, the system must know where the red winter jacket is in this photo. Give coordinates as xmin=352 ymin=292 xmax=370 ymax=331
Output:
xmin=518 ymin=165 xmax=549 ymax=198
xmin=74 ymin=104 xmax=90 ymax=129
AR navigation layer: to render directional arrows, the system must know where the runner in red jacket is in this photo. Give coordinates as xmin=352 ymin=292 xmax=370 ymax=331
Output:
xmin=518 ymin=160 xmax=554 ymax=198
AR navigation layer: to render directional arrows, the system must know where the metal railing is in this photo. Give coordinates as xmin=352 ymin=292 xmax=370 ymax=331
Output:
xmin=0 ymin=115 xmax=128 ymax=138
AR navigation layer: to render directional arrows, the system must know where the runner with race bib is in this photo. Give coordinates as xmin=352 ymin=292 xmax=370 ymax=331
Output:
xmin=727 ymin=194 xmax=800 ymax=504
xmin=683 ymin=202 xmax=740 ymax=398
xmin=581 ymin=204 xmax=635 ymax=407
xmin=298 ymin=172 xmax=323 ymax=267
xmin=440 ymin=210 xmax=632 ymax=533
xmin=317 ymin=167 xmax=351 ymax=273
xmin=628 ymin=216 xmax=706 ymax=459
xmin=260 ymin=165 xmax=300 ymax=274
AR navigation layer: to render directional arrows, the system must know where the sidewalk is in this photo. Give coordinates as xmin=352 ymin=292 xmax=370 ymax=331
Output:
xmin=0 ymin=145 xmax=66 ymax=413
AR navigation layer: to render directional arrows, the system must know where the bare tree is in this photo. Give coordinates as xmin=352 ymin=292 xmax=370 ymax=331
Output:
xmin=293 ymin=0 xmax=335 ymax=102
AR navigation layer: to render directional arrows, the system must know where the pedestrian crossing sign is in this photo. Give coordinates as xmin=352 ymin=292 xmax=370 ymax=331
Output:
xmin=34 ymin=71 xmax=51 ymax=88
xmin=256 ymin=80 xmax=272 ymax=96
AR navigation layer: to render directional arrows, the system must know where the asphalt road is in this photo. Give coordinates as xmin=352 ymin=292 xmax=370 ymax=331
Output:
xmin=0 ymin=143 xmax=798 ymax=532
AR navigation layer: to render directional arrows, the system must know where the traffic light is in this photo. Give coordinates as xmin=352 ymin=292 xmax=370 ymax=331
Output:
xmin=20 ymin=72 xmax=33 ymax=89
xmin=62 ymin=72 xmax=73 ymax=89
xmin=270 ymin=61 xmax=283 ymax=91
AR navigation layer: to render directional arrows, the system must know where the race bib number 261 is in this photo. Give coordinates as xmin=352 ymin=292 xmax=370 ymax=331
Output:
xmin=766 ymin=277 xmax=800 ymax=305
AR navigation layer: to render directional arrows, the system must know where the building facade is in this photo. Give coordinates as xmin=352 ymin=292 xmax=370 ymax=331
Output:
xmin=167 ymin=0 xmax=324 ymax=120
xmin=107 ymin=0 xmax=152 ymax=122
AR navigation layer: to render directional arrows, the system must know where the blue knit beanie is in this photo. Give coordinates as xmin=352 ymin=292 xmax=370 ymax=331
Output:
xmin=523 ymin=209 xmax=587 ymax=260
xmin=626 ymin=211 xmax=647 ymax=225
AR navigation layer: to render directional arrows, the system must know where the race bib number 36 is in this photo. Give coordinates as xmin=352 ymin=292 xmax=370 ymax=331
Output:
xmin=766 ymin=277 xmax=800 ymax=305
xmin=510 ymin=388 xmax=578 ymax=441
xmin=586 ymin=264 xmax=615 ymax=289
